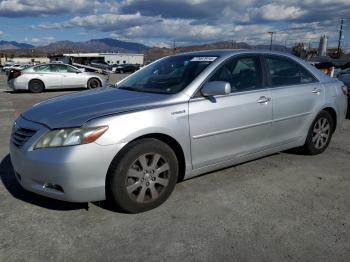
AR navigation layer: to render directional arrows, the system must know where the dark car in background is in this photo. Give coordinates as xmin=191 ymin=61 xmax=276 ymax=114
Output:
xmin=89 ymin=60 xmax=112 ymax=71
xmin=114 ymin=64 xmax=140 ymax=73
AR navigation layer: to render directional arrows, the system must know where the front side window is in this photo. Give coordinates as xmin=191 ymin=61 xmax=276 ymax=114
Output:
xmin=67 ymin=65 xmax=79 ymax=73
xmin=265 ymin=56 xmax=317 ymax=87
xmin=117 ymin=55 xmax=217 ymax=94
xmin=51 ymin=64 xmax=67 ymax=72
xmin=208 ymin=56 xmax=262 ymax=92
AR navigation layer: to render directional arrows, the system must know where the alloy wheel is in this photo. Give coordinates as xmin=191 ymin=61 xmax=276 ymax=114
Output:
xmin=312 ymin=117 xmax=330 ymax=149
xmin=125 ymin=153 xmax=170 ymax=203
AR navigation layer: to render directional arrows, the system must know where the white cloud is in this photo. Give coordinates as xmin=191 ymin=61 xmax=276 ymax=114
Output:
xmin=253 ymin=3 xmax=307 ymax=21
xmin=15 ymin=0 xmax=350 ymax=46
xmin=0 ymin=0 xmax=106 ymax=16
xmin=24 ymin=36 xmax=56 ymax=46
xmin=36 ymin=13 xmax=152 ymax=31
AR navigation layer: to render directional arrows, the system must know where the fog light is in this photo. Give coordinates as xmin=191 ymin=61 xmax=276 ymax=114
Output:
xmin=43 ymin=183 xmax=64 ymax=193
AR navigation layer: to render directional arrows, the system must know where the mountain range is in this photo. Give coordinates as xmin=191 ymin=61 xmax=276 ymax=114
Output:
xmin=0 ymin=40 xmax=34 ymax=50
xmin=0 ymin=38 xmax=291 ymax=62
xmin=0 ymin=38 xmax=148 ymax=53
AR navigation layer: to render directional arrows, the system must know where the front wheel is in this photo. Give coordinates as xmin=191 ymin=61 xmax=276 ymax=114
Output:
xmin=302 ymin=110 xmax=334 ymax=155
xmin=107 ymin=138 xmax=179 ymax=213
xmin=87 ymin=78 xmax=101 ymax=89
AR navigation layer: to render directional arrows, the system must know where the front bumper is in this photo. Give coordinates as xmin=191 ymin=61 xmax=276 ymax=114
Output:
xmin=9 ymin=116 xmax=123 ymax=202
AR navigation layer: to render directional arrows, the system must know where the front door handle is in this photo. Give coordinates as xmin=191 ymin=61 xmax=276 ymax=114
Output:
xmin=312 ymin=88 xmax=321 ymax=94
xmin=257 ymin=96 xmax=271 ymax=104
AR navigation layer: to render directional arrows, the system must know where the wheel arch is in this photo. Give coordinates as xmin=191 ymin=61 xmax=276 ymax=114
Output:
xmin=106 ymin=133 xmax=186 ymax=184
xmin=27 ymin=78 xmax=45 ymax=89
xmin=321 ymin=106 xmax=337 ymax=132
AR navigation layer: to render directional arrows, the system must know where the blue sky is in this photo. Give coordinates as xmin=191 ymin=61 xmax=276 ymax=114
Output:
xmin=0 ymin=0 xmax=350 ymax=49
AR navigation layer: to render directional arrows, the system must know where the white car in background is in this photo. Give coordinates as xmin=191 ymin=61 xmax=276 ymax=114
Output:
xmin=4 ymin=64 xmax=31 ymax=75
xmin=2 ymin=63 xmax=16 ymax=72
xmin=8 ymin=63 xmax=107 ymax=93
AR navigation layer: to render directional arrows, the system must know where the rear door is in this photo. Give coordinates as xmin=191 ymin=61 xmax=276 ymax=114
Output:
xmin=189 ymin=55 xmax=273 ymax=169
xmin=263 ymin=55 xmax=324 ymax=146
xmin=33 ymin=64 xmax=62 ymax=89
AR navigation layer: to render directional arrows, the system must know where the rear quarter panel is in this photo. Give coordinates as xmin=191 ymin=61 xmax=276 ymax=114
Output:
xmin=324 ymin=80 xmax=347 ymax=126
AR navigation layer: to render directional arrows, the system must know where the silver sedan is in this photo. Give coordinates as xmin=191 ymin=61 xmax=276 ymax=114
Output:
xmin=7 ymin=63 xmax=107 ymax=93
xmin=10 ymin=50 xmax=348 ymax=213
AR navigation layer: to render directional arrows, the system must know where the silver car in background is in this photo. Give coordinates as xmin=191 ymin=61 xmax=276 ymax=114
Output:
xmin=8 ymin=63 xmax=107 ymax=93
xmin=10 ymin=50 xmax=348 ymax=213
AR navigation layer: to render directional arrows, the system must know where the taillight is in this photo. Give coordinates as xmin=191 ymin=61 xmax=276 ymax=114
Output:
xmin=341 ymin=85 xmax=348 ymax=96
xmin=13 ymin=70 xmax=21 ymax=78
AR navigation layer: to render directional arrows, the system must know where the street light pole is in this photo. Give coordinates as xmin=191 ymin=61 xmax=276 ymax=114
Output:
xmin=337 ymin=19 xmax=344 ymax=57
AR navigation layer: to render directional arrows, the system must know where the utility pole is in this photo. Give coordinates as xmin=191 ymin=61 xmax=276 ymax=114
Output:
xmin=337 ymin=18 xmax=344 ymax=57
xmin=268 ymin=32 xmax=275 ymax=51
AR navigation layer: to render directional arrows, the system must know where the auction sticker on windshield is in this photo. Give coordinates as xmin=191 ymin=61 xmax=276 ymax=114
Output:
xmin=190 ymin=57 xmax=217 ymax=62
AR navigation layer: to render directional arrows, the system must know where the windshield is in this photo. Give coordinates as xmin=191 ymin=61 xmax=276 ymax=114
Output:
xmin=117 ymin=55 xmax=217 ymax=94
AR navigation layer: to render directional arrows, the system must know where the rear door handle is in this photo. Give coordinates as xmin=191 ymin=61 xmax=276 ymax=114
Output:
xmin=257 ymin=96 xmax=271 ymax=104
xmin=312 ymin=88 xmax=321 ymax=94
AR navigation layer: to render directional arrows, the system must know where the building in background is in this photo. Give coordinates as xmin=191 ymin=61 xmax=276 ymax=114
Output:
xmin=0 ymin=57 xmax=49 ymax=66
xmin=49 ymin=53 xmax=144 ymax=66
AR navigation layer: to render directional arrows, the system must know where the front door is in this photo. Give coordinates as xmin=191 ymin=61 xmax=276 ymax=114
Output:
xmin=54 ymin=64 xmax=85 ymax=88
xmin=189 ymin=55 xmax=273 ymax=169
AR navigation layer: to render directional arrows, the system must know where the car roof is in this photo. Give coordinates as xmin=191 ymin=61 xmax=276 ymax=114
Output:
xmin=173 ymin=49 xmax=297 ymax=59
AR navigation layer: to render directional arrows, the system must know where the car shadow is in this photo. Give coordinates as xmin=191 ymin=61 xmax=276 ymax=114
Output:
xmin=91 ymin=200 xmax=129 ymax=214
xmin=0 ymin=154 xmax=88 ymax=211
xmin=4 ymin=88 xmax=86 ymax=94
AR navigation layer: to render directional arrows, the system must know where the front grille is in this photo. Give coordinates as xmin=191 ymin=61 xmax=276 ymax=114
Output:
xmin=11 ymin=127 xmax=37 ymax=148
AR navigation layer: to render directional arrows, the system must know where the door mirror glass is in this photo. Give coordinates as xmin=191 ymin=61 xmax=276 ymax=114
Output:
xmin=201 ymin=81 xmax=231 ymax=97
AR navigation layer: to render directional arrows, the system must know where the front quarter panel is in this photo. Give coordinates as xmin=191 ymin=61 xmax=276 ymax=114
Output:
xmin=85 ymin=103 xmax=192 ymax=173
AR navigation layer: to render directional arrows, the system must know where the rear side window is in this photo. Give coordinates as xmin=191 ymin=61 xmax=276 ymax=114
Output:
xmin=209 ymin=56 xmax=263 ymax=92
xmin=265 ymin=56 xmax=317 ymax=87
xmin=33 ymin=65 xmax=51 ymax=72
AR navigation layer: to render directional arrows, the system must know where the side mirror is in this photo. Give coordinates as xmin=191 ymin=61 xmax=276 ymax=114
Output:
xmin=201 ymin=81 xmax=231 ymax=97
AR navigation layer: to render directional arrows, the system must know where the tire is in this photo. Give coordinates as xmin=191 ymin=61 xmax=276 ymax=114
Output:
xmin=120 ymin=70 xmax=124 ymax=74
xmin=302 ymin=110 xmax=334 ymax=155
xmin=107 ymin=138 xmax=179 ymax=213
xmin=28 ymin=79 xmax=44 ymax=93
xmin=87 ymin=78 xmax=101 ymax=89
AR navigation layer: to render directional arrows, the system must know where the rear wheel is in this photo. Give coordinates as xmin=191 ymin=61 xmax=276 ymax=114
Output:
xmin=87 ymin=78 xmax=101 ymax=89
xmin=107 ymin=138 xmax=178 ymax=213
xmin=302 ymin=110 xmax=334 ymax=155
xmin=28 ymin=79 xmax=44 ymax=93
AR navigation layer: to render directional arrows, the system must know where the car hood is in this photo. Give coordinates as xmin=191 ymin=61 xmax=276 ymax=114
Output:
xmin=21 ymin=87 xmax=168 ymax=129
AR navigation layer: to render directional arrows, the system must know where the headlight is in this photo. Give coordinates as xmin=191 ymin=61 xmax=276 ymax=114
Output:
xmin=34 ymin=126 xmax=108 ymax=149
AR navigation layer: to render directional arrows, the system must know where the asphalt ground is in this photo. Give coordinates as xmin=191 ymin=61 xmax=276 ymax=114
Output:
xmin=0 ymin=72 xmax=349 ymax=262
